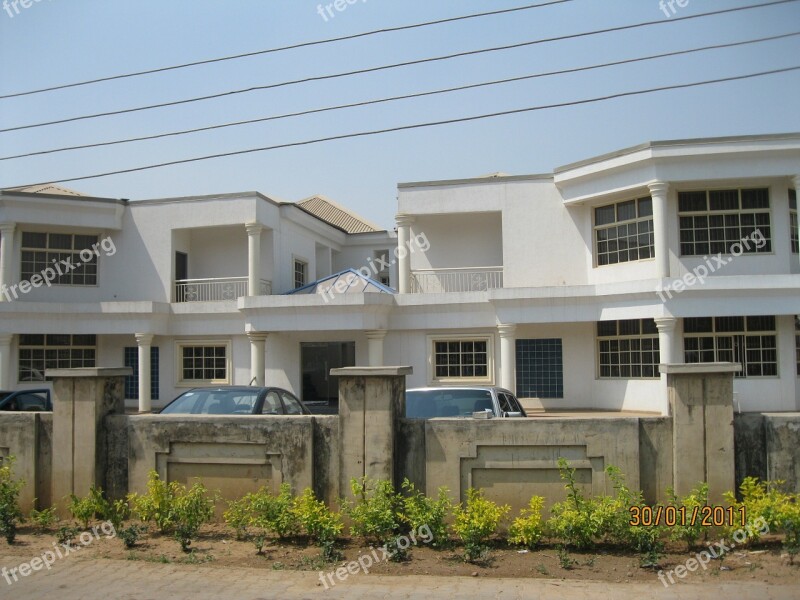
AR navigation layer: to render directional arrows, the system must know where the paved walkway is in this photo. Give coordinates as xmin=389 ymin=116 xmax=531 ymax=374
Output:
xmin=1 ymin=555 xmax=798 ymax=599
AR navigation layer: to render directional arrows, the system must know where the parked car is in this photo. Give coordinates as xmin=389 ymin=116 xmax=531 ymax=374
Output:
xmin=0 ymin=389 xmax=52 ymax=412
xmin=159 ymin=386 xmax=311 ymax=416
xmin=405 ymin=386 xmax=527 ymax=419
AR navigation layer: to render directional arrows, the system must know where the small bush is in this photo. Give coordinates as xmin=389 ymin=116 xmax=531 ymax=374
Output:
xmin=667 ymin=482 xmax=710 ymax=550
xmin=546 ymin=458 xmax=602 ymax=550
xmin=509 ymin=496 xmax=545 ymax=550
xmin=0 ymin=458 xmax=25 ymax=544
xmin=29 ymin=505 xmax=59 ymax=532
xmin=344 ymin=478 xmax=402 ymax=547
xmin=68 ymin=486 xmax=110 ymax=529
xmin=723 ymin=477 xmax=791 ymax=542
xmin=171 ymin=481 xmax=215 ymax=552
xmin=779 ymin=497 xmax=800 ymax=564
xmin=400 ymin=479 xmax=451 ymax=548
xmin=223 ymin=495 xmax=253 ymax=540
xmin=292 ymin=488 xmax=343 ymax=561
xmin=56 ymin=525 xmax=79 ymax=545
xmin=118 ymin=524 xmax=147 ymax=549
xmin=452 ymin=488 xmax=509 ymax=563
xmin=129 ymin=471 xmax=181 ymax=533
xmin=251 ymin=484 xmax=299 ymax=539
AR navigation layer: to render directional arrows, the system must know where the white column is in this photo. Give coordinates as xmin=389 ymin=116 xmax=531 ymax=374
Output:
xmin=794 ymin=176 xmax=800 ymax=268
xmin=655 ymin=317 xmax=678 ymax=416
xmin=246 ymin=223 xmax=264 ymax=297
xmin=648 ymin=182 xmax=671 ymax=280
xmin=135 ymin=333 xmax=154 ymax=413
xmin=0 ymin=334 xmax=12 ymax=390
xmin=248 ymin=332 xmax=267 ymax=386
xmin=0 ymin=222 xmax=16 ymax=301
xmin=366 ymin=330 xmax=387 ymax=367
xmin=396 ymin=215 xmax=415 ymax=294
xmin=498 ymin=324 xmax=517 ymax=393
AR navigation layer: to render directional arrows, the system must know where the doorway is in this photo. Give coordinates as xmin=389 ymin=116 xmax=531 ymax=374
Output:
xmin=301 ymin=342 xmax=356 ymax=411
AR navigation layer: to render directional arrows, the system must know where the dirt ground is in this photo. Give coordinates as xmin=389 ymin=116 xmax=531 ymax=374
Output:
xmin=2 ymin=524 xmax=798 ymax=585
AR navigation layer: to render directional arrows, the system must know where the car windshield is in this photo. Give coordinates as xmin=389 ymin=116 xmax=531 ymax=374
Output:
xmin=161 ymin=390 xmax=260 ymax=415
xmin=406 ymin=389 xmax=493 ymax=419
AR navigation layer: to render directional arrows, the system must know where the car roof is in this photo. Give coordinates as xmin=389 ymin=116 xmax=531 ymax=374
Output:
xmin=407 ymin=386 xmax=513 ymax=394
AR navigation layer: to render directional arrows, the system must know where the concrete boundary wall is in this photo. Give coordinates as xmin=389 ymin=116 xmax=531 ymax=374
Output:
xmin=734 ymin=413 xmax=800 ymax=493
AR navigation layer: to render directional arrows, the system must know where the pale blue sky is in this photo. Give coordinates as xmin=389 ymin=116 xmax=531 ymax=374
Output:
xmin=1 ymin=0 xmax=799 ymax=229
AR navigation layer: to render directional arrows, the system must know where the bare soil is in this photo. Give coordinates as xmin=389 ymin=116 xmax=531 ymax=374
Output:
xmin=2 ymin=524 xmax=799 ymax=585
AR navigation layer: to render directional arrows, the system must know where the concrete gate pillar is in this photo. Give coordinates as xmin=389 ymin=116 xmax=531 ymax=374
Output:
xmin=660 ymin=362 xmax=739 ymax=503
xmin=332 ymin=366 xmax=411 ymax=499
xmin=49 ymin=367 xmax=130 ymax=516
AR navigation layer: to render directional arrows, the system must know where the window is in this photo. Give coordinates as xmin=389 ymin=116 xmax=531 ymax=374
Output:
xmin=516 ymin=339 xmax=564 ymax=398
xmin=280 ymin=390 xmax=304 ymax=415
xmin=678 ymin=188 xmax=772 ymax=256
xmin=21 ymin=232 xmax=99 ymax=285
xmin=18 ymin=334 xmax=96 ymax=382
xmin=597 ymin=320 xmax=660 ymax=379
xmin=374 ymin=250 xmax=391 ymax=286
xmin=294 ymin=259 xmax=308 ymax=289
xmin=594 ymin=197 xmax=654 ymax=266
xmin=177 ymin=342 xmax=230 ymax=385
xmin=262 ymin=390 xmax=283 ymax=415
xmin=795 ymin=317 xmax=799 ymax=377
xmin=123 ymin=347 xmax=160 ymax=400
xmin=790 ymin=189 xmax=798 ymax=254
xmin=431 ymin=336 xmax=492 ymax=382
xmin=684 ymin=316 xmax=777 ymax=378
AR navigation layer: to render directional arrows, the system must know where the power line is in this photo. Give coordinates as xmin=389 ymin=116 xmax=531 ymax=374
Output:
xmin=3 ymin=31 xmax=796 ymax=161
xmin=9 ymin=65 xmax=798 ymax=188
xmin=0 ymin=0 xmax=576 ymax=100
xmin=1 ymin=0 xmax=795 ymax=134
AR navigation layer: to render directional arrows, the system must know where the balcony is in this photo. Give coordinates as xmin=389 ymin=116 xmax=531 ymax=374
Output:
xmin=410 ymin=267 xmax=504 ymax=294
xmin=175 ymin=277 xmax=272 ymax=302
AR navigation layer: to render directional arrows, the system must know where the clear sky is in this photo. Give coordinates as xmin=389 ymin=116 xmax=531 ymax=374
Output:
xmin=1 ymin=0 xmax=799 ymax=229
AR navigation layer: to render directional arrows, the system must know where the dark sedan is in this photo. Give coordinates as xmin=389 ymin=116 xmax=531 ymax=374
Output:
xmin=0 ymin=389 xmax=52 ymax=412
xmin=159 ymin=386 xmax=311 ymax=416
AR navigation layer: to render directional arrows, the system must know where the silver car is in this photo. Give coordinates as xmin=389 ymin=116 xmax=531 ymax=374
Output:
xmin=405 ymin=386 xmax=527 ymax=419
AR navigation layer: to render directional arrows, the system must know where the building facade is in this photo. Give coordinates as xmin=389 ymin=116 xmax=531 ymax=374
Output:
xmin=1 ymin=133 xmax=798 ymax=415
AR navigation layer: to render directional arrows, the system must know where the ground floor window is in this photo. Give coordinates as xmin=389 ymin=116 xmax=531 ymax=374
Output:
xmin=18 ymin=334 xmax=96 ymax=382
xmin=176 ymin=342 xmax=230 ymax=385
xmin=795 ymin=317 xmax=799 ymax=376
xmin=597 ymin=319 xmax=660 ymax=379
xmin=124 ymin=346 xmax=160 ymax=400
xmin=516 ymin=338 xmax=563 ymax=398
xmin=430 ymin=336 xmax=492 ymax=383
xmin=684 ymin=316 xmax=777 ymax=378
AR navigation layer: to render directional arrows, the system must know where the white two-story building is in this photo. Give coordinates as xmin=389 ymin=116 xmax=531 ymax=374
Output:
xmin=1 ymin=132 xmax=798 ymax=415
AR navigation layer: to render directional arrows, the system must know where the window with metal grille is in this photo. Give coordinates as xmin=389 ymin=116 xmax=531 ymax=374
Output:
xmin=684 ymin=316 xmax=777 ymax=378
xmin=597 ymin=319 xmax=660 ymax=379
xmin=178 ymin=343 xmax=230 ymax=384
xmin=790 ymin=189 xmax=798 ymax=254
xmin=516 ymin=338 xmax=563 ymax=398
xmin=678 ymin=188 xmax=772 ymax=256
xmin=432 ymin=338 xmax=490 ymax=381
xmin=18 ymin=334 xmax=96 ymax=382
xmin=294 ymin=260 xmax=307 ymax=289
xmin=124 ymin=346 xmax=160 ymax=400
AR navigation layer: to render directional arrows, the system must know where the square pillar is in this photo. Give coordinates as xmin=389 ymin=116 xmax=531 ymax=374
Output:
xmin=498 ymin=324 xmax=517 ymax=393
xmin=365 ymin=330 xmax=387 ymax=367
xmin=49 ymin=367 xmax=130 ymax=515
xmin=660 ymin=362 xmax=739 ymax=503
xmin=0 ymin=222 xmax=16 ymax=301
xmin=247 ymin=331 xmax=268 ymax=386
xmin=332 ymin=366 xmax=411 ymax=498
xmin=0 ymin=334 xmax=13 ymax=390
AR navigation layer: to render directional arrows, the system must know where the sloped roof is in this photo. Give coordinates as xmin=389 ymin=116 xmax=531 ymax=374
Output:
xmin=5 ymin=184 xmax=85 ymax=196
xmin=296 ymin=195 xmax=382 ymax=234
xmin=285 ymin=268 xmax=395 ymax=296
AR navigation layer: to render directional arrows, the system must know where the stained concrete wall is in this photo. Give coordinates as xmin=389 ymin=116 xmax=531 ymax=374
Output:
xmin=734 ymin=413 xmax=800 ymax=493
xmin=0 ymin=412 xmax=51 ymax=510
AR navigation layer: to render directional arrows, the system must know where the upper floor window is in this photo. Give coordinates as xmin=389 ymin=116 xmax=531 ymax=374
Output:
xmin=294 ymin=259 xmax=308 ymax=289
xmin=18 ymin=334 xmax=96 ymax=383
xmin=678 ymin=189 xmax=772 ymax=256
xmin=790 ymin=189 xmax=798 ymax=254
xmin=21 ymin=232 xmax=99 ymax=286
xmin=684 ymin=316 xmax=777 ymax=378
xmin=597 ymin=319 xmax=660 ymax=379
xmin=594 ymin=197 xmax=654 ymax=266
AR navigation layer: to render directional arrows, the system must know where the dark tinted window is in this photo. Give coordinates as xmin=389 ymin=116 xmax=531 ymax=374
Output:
xmin=262 ymin=391 xmax=283 ymax=415
xmin=406 ymin=389 xmax=493 ymax=419
xmin=280 ymin=391 xmax=304 ymax=415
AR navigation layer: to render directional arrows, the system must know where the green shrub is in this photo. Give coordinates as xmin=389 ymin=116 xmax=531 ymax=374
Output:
xmin=29 ymin=505 xmax=59 ymax=532
xmin=452 ymin=488 xmax=509 ymax=563
xmin=667 ymin=482 xmax=710 ymax=550
xmin=546 ymin=458 xmax=603 ymax=550
xmin=779 ymin=497 xmax=800 ymax=564
xmin=400 ymin=479 xmax=451 ymax=548
xmin=223 ymin=495 xmax=253 ymax=540
xmin=723 ymin=477 xmax=791 ymax=542
xmin=56 ymin=525 xmax=79 ymax=545
xmin=129 ymin=471 xmax=181 ymax=533
xmin=292 ymin=488 xmax=343 ymax=561
xmin=68 ymin=486 xmax=110 ymax=529
xmin=170 ymin=481 xmax=215 ymax=552
xmin=251 ymin=483 xmax=299 ymax=539
xmin=343 ymin=478 xmax=402 ymax=546
xmin=0 ymin=458 xmax=25 ymax=544
xmin=118 ymin=524 xmax=147 ymax=548
xmin=509 ymin=496 xmax=545 ymax=550
xmin=107 ymin=498 xmax=131 ymax=531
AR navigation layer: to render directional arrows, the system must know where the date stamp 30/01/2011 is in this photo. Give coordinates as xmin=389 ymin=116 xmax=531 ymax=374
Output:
xmin=629 ymin=505 xmax=746 ymax=528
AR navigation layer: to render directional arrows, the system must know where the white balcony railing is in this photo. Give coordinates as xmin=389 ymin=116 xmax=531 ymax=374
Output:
xmin=175 ymin=277 xmax=272 ymax=302
xmin=410 ymin=267 xmax=504 ymax=294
